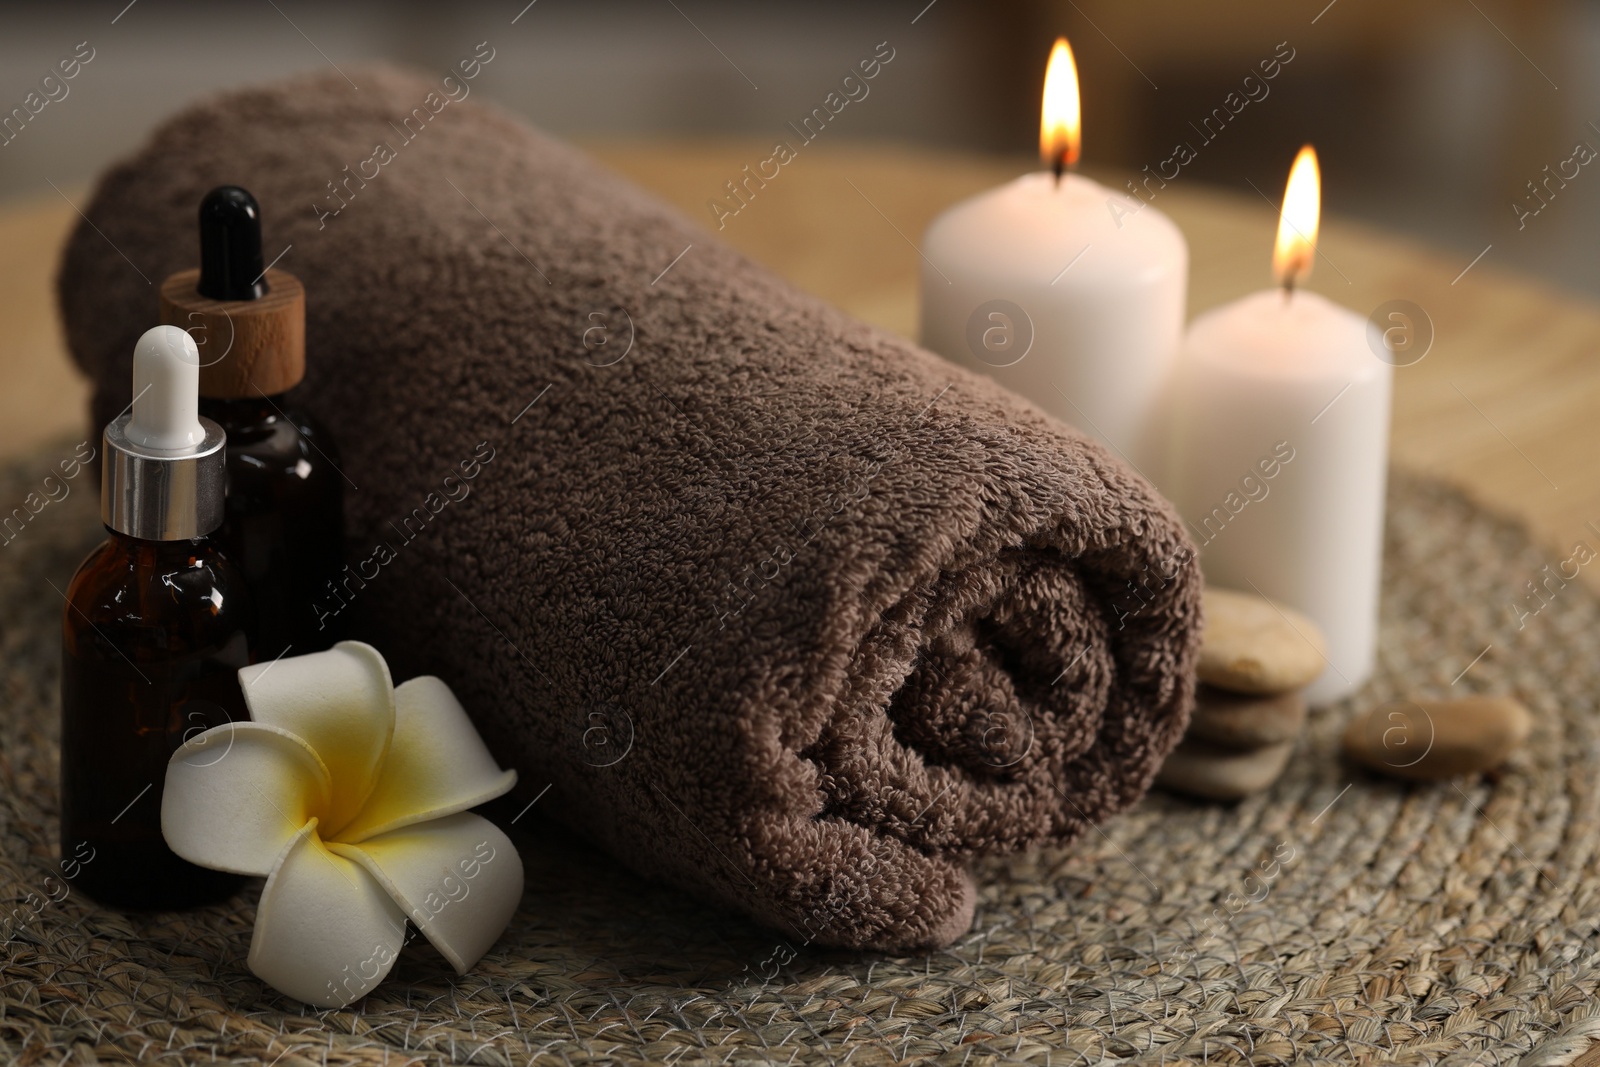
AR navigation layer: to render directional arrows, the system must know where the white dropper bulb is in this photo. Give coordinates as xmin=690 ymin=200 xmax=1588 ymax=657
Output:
xmin=126 ymin=325 xmax=206 ymax=450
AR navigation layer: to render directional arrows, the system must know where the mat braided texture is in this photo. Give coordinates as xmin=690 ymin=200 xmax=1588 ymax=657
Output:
xmin=2 ymin=439 xmax=1598 ymax=1066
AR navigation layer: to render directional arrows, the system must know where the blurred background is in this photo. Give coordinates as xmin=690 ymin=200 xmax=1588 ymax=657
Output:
xmin=0 ymin=0 xmax=1595 ymax=299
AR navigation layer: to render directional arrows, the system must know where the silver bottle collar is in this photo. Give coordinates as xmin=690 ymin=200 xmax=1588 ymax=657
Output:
xmin=101 ymin=412 xmax=226 ymax=540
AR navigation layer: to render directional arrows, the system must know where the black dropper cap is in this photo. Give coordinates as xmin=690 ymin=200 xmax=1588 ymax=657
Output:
xmin=197 ymin=185 xmax=268 ymax=301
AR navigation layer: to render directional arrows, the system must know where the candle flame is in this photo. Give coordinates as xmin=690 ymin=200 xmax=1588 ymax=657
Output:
xmin=1040 ymin=37 xmax=1081 ymax=181
xmin=1273 ymin=144 xmax=1320 ymax=290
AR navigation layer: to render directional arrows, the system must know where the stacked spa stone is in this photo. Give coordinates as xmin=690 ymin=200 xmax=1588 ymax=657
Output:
xmin=1158 ymin=587 xmax=1328 ymax=801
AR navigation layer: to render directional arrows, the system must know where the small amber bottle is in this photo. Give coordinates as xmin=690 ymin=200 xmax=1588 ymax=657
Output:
xmin=60 ymin=326 xmax=252 ymax=909
xmin=160 ymin=186 xmax=344 ymax=660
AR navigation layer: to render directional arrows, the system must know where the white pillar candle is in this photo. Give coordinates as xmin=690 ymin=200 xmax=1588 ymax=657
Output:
xmin=917 ymin=38 xmax=1187 ymax=482
xmin=1166 ymin=147 xmax=1392 ymax=705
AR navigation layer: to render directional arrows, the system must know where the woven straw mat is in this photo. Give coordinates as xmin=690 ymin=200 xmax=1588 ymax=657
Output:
xmin=1 ymin=439 xmax=1597 ymax=1066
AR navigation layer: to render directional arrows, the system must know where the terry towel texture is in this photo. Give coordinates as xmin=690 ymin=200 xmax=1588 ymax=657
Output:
xmin=59 ymin=66 xmax=1202 ymax=951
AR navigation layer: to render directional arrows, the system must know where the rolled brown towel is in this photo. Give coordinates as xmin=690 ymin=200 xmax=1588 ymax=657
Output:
xmin=58 ymin=65 xmax=1201 ymax=951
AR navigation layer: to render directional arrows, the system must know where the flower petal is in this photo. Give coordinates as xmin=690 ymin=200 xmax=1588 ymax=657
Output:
xmin=162 ymin=722 xmax=331 ymax=876
xmin=239 ymin=641 xmax=395 ymax=837
xmin=249 ymin=820 xmax=407 ymax=1009
xmin=336 ymin=676 xmax=518 ymax=843
xmin=331 ymin=812 xmax=522 ymax=974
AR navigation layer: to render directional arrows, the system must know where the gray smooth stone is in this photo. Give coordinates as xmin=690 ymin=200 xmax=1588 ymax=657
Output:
xmin=1188 ymin=685 xmax=1307 ymax=748
xmin=1157 ymin=737 xmax=1295 ymax=801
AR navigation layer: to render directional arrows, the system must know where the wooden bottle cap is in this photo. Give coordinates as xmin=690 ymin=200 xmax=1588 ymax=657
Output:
xmin=159 ymin=267 xmax=305 ymax=399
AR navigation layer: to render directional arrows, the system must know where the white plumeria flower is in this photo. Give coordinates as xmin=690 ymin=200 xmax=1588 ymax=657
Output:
xmin=161 ymin=641 xmax=523 ymax=1008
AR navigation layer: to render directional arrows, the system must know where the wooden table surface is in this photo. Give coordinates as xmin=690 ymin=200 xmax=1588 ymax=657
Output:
xmin=7 ymin=139 xmax=1598 ymax=587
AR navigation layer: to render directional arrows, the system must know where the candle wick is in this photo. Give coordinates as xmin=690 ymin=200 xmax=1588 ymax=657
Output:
xmin=1048 ymin=146 xmax=1076 ymax=187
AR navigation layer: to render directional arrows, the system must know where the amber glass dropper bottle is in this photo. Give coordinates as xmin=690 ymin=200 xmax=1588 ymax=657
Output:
xmin=60 ymin=326 xmax=251 ymax=908
xmin=160 ymin=186 xmax=344 ymax=661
